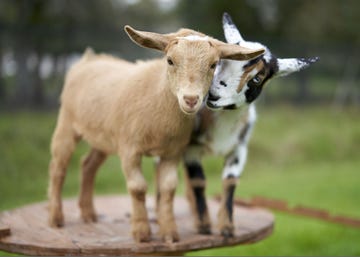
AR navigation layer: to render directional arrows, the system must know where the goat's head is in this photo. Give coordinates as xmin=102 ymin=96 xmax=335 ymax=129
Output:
xmin=207 ymin=13 xmax=319 ymax=110
xmin=125 ymin=25 xmax=265 ymax=115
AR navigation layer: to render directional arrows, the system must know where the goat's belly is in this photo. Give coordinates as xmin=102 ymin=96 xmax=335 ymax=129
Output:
xmin=73 ymin=123 xmax=117 ymax=154
xmin=144 ymin=136 xmax=189 ymax=158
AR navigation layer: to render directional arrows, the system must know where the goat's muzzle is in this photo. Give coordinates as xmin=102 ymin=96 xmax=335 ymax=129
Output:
xmin=179 ymin=94 xmax=201 ymax=115
xmin=183 ymin=95 xmax=199 ymax=109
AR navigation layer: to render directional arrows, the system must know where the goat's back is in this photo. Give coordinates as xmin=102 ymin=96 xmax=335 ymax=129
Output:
xmin=57 ymin=51 xmax=192 ymax=157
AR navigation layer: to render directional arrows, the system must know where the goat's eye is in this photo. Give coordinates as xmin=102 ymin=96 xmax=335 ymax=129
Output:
xmin=252 ymin=75 xmax=261 ymax=84
xmin=220 ymin=80 xmax=227 ymax=87
xmin=167 ymin=58 xmax=174 ymax=66
xmin=210 ymin=62 xmax=217 ymax=69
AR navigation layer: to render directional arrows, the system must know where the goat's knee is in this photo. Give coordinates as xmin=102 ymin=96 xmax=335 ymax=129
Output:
xmin=128 ymin=176 xmax=150 ymax=242
xmin=121 ymin=155 xmax=151 ymax=242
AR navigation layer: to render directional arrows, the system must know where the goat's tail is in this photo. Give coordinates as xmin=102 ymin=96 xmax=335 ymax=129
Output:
xmin=82 ymin=47 xmax=96 ymax=61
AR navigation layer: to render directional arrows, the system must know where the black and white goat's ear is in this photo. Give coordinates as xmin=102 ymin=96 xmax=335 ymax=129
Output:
xmin=222 ymin=12 xmax=244 ymax=44
xmin=276 ymin=57 xmax=320 ymax=77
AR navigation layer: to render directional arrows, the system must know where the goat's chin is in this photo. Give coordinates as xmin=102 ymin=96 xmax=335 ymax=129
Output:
xmin=179 ymin=104 xmax=200 ymax=115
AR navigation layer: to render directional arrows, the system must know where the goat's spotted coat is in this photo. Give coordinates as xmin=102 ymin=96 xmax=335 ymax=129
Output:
xmin=183 ymin=13 xmax=319 ymax=236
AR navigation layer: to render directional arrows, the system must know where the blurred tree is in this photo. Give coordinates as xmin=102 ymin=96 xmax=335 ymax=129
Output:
xmin=275 ymin=0 xmax=360 ymax=103
xmin=0 ymin=0 xmax=358 ymax=108
xmin=0 ymin=40 xmax=4 ymax=101
xmin=278 ymin=0 xmax=360 ymax=45
xmin=176 ymin=0 xmax=264 ymax=41
xmin=0 ymin=0 xmax=180 ymax=108
xmin=176 ymin=0 xmax=359 ymax=104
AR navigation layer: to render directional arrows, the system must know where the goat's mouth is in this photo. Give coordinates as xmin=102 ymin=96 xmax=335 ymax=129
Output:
xmin=206 ymin=100 xmax=221 ymax=110
xmin=206 ymin=98 xmax=240 ymax=110
xmin=206 ymin=92 xmax=222 ymax=110
xmin=179 ymin=101 xmax=201 ymax=115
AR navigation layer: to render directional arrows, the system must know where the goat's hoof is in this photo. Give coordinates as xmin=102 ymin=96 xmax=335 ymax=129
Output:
xmin=220 ymin=226 xmax=234 ymax=238
xmin=133 ymin=226 xmax=151 ymax=243
xmin=198 ymin=224 xmax=212 ymax=235
xmin=162 ymin=231 xmax=179 ymax=243
xmin=81 ymin=211 xmax=98 ymax=223
xmin=48 ymin=213 xmax=64 ymax=228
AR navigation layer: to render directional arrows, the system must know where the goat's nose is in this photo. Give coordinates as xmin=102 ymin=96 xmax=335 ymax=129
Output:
xmin=184 ymin=95 xmax=199 ymax=108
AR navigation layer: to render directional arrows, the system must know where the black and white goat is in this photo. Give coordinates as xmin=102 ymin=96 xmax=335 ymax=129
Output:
xmin=184 ymin=13 xmax=319 ymax=236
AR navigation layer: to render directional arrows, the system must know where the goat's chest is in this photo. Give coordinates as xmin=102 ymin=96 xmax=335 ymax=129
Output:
xmin=140 ymin=114 xmax=194 ymax=158
xmin=199 ymin=110 xmax=248 ymax=156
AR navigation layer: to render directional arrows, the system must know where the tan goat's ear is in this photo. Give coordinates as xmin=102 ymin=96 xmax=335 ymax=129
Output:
xmin=124 ymin=25 xmax=170 ymax=52
xmin=218 ymin=43 xmax=265 ymax=61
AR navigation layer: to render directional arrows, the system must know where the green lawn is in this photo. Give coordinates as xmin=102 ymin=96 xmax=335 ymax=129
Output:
xmin=0 ymin=105 xmax=359 ymax=255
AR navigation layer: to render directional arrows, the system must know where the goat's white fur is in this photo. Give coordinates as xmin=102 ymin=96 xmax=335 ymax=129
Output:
xmin=178 ymin=35 xmax=210 ymax=41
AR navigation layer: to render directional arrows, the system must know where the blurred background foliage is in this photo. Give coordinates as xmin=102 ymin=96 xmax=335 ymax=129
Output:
xmin=0 ymin=0 xmax=359 ymax=109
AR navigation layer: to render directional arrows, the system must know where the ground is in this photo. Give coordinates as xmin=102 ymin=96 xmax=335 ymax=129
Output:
xmin=0 ymin=105 xmax=359 ymax=255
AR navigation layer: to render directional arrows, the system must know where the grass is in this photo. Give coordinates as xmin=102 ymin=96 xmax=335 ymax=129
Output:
xmin=0 ymin=105 xmax=359 ymax=255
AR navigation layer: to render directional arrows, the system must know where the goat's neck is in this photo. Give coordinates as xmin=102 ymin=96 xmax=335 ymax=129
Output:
xmin=194 ymin=104 xmax=252 ymax=145
xmin=213 ymin=104 xmax=251 ymax=124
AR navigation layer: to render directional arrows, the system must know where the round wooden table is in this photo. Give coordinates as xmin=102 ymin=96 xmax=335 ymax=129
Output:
xmin=0 ymin=195 xmax=274 ymax=255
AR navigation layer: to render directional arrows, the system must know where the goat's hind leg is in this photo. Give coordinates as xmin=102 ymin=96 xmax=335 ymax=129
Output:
xmin=79 ymin=148 xmax=107 ymax=223
xmin=185 ymin=161 xmax=211 ymax=234
xmin=48 ymin=110 xmax=79 ymax=227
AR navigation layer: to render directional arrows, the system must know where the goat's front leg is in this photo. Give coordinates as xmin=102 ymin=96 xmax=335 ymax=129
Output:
xmin=121 ymin=153 xmax=151 ymax=243
xmin=218 ymin=144 xmax=248 ymax=237
xmin=156 ymin=157 xmax=179 ymax=243
xmin=184 ymin=161 xmax=211 ymax=234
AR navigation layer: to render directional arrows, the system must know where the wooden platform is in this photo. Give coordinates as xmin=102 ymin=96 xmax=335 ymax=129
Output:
xmin=0 ymin=195 xmax=274 ymax=256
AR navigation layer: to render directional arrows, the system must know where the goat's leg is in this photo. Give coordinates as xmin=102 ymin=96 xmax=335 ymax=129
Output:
xmin=154 ymin=158 xmax=161 ymax=216
xmin=217 ymin=176 xmax=237 ymax=237
xmin=48 ymin=110 xmax=79 ymax=227
xmin=184 ymin=161 xmax=211 ymax=234
xmin=218 ymin=144 xmax=248 ymax=237
xmin=156 ymin=158 xmax=179 ymax=242
xmin=121 ymin=153 xmax=151 ymax=242
xmin=79 ymin=148 xmax=107 ymax=223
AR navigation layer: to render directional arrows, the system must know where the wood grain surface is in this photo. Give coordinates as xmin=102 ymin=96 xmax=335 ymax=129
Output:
xmin=0 ymin=195 xmax=274 ymax=256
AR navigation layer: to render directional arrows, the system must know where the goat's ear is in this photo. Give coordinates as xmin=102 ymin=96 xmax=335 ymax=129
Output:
xmin=276 ymin=57 xmax=320 ymax=77
xmin=222 ymin=12 xmax=244 ymax=44
xmin=124 ymin=25 xmax=170 ymax=52
xmin=218 ymin=43 xmax=265 ymax=61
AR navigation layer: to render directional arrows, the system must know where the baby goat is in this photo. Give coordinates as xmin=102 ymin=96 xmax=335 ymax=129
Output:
xmin=47 ymin=25 xmax=264 ymax=243
xmin=183 ymin=13 xmax=319 ymax=236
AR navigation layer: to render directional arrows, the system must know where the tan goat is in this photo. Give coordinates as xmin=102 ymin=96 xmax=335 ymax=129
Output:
xmin=47 ymin=25 xmax=264 ymax=243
